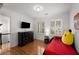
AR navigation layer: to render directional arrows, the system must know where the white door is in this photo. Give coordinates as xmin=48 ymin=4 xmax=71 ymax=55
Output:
xmin=0 ymin=15 xmax=10 ymax=43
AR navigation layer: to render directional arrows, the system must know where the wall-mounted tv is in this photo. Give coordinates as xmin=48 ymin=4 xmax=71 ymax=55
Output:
xmin=21 ymin=22 xmax=30 ymax=28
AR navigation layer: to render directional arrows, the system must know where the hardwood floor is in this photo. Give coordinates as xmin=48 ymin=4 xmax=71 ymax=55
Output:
xmin=1 ymin=39 xmax=47 ymax=55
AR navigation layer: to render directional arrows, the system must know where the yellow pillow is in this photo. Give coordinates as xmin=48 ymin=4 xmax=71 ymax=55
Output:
xmin=62 ymin=31 xmax=74 ymax=45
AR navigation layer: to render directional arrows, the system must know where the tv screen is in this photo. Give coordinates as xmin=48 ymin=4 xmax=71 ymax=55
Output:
xmin=21 ymin=22 xmax=30 ymax=28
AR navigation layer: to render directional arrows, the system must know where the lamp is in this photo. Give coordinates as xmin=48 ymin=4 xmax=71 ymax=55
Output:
xmin=45 ymin=28 xmax=50 ymax=36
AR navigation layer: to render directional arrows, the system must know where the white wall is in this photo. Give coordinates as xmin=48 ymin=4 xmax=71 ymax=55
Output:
xmin=0 ymin=7 xmax=34 ymax=47
xmin=70 ymin=4 xmax=79 ymax=53
xmin=34 ymin=12 xmax=70 ymax=40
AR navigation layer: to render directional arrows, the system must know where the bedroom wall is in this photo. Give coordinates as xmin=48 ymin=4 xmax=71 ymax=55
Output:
xmin=34 ymin=12 xmax=70 ymax=40
xmin=70 ymin=4 xmax=79 ymax=53
xmin=0 ymin=7 xmax=34 ymax=47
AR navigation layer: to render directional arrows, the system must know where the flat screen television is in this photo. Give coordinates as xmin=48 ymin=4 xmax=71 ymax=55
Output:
xmin=21 ymin=22 xmax=30 ymax=28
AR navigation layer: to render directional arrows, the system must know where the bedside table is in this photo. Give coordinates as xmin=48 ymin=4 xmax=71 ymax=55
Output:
xmin=44 ymin=36 xmax=50 ymax=44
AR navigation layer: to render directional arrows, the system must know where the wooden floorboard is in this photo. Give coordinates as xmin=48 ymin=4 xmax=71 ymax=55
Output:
xmin=1 ymin=39 xmax=47 ymax=55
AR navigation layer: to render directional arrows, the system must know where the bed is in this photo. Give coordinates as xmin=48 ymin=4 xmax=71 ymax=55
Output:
xmin=43 ymin=36 xmax=77 ymax=55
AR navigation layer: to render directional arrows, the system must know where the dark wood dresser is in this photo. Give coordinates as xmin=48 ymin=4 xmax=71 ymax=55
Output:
xmin=18 ymin=31 xmax=34 ymax=47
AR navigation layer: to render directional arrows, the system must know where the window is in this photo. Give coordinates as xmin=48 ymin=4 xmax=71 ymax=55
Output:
xmin=50 ymin=19 xmax=63 ymax=36
xmin=50 ymin=21 xmax=56 ymax=35
xmin=37 ymin=22 xmax=45 ymax=34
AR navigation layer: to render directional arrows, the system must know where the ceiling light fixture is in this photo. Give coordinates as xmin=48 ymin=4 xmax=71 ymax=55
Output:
xmin=33 ymin=5 xmax=43 ymax=12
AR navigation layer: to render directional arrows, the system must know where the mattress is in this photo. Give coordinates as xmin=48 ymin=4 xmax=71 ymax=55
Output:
xmin=44 ymin=39 xmax=77 ymax=55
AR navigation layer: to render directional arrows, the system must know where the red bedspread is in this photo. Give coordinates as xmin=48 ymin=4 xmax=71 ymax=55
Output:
xmin=44 ymin=39 xmax=77 ymax=55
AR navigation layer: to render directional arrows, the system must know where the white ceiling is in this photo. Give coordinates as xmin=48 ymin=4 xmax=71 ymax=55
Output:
xmin=3 ymin=3 xmax=72 ymax=19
